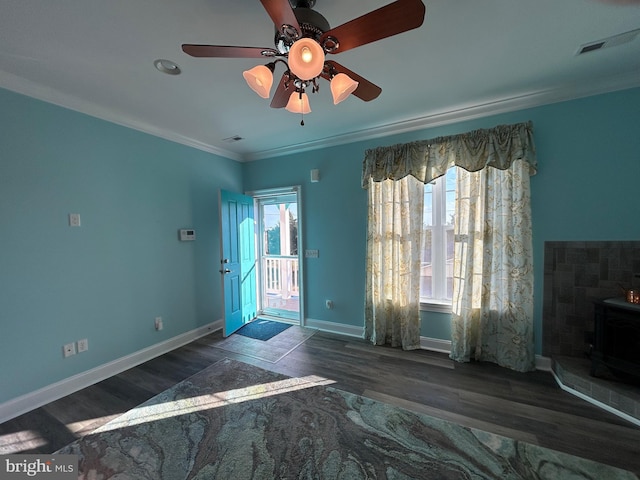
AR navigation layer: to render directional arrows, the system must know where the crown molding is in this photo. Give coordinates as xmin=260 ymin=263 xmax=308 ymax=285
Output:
xmin=2 ymin=68 xmax=639 ymax=163
xmin=0 ymin=69 xmax=243 ymax=162
xmin=245 ymin=72 xmax=640 ymax=161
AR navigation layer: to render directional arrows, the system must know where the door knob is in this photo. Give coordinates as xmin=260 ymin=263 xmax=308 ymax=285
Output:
xmin=220 ymin=268 xmax=231 ymax=274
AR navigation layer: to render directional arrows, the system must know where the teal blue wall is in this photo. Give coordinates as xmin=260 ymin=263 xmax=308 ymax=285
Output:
xmin=0 ymin=88 xmax=242 ymax=403
xmin=243 ymin=87 xmax=640 ymax=353
xmin=2 ymin=85 xmax=639 ymax=406
xmin=243 ymin=142 xmax=368 ymax=325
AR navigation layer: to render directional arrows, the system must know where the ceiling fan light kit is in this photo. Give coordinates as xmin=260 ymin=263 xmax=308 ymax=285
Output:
xmin=243 ymin=64 xmax=275 ymax=98
xmin=330 ymin=73 xmax=359 ymax=105
xmin=287 ymin=37 xmax=326 ymax=80
xmin=286 ymin=91 xmax=312 ymax=114
xmin=182 ymin=0 xmax=426 ymax=124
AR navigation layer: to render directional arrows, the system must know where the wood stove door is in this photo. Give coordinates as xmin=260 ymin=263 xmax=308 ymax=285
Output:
xmin=591 ymin=300 xmax=640 ymax=381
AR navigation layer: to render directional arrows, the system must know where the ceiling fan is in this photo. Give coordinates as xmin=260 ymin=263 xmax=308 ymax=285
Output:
xmin=182 ymin=0 xmax=426 ymax=123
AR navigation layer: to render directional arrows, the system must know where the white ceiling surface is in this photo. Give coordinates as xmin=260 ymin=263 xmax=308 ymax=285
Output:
xmin=1 ymin=0 xmax=639 ymax=161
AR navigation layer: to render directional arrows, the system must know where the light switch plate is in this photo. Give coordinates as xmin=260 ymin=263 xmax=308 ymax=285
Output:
xmin=305 ymin=249 xmax=319 ymax=258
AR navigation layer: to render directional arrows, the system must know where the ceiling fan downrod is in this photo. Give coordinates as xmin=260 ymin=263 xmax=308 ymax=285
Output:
xmin=275 ymin=1 xmax=330 ymax=54
xmin=290 ymin=0 xmax=316 ymax=9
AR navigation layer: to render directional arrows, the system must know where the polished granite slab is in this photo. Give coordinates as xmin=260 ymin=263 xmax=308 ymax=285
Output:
xmin=57 ymin=358 xmax=638 ymax=479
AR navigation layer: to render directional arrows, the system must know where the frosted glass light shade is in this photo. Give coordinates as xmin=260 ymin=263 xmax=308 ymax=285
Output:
xmin=285 ymin=92 xmax=311 ymax=114
xmin=243 ymin=65 xmax=274 ymax=98
xmin=288 ymin=38 xmax=325 ymax=80
xmin=330 ymin=73 xmax=359 ymax=104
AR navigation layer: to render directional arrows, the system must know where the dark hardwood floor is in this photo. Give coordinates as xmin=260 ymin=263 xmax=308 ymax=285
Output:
xmin=2 ymin=329 xmax=639 ymax=476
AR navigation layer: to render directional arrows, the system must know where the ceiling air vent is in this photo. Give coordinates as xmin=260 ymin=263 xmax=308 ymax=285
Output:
xmin=577 ymin=28 xmax=640 ymax=55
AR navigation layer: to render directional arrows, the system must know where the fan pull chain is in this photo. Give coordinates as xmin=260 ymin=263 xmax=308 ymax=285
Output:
xmin=299 ymin=90 xmax=305 ymax=126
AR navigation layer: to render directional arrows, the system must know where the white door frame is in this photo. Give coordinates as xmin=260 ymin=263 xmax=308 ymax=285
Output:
xmin=247 ymin=185 xmax=304 ymax=326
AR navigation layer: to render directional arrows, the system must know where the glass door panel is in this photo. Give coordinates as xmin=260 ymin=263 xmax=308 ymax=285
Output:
xmin=259 ymin=199 xmax=299 ymax=320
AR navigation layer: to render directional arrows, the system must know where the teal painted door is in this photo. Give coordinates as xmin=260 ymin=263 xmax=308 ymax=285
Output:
xmin=220 ymin=190 xmax=257 ymax=337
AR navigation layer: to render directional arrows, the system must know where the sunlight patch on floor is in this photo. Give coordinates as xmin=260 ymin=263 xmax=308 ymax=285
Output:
xmin=95 ymin=375 xmax=335 ymax=433
xmin=0 ymin=430 xmax=48 ymax=454
xmin=65 ymin=413 xmax=125 ymax=436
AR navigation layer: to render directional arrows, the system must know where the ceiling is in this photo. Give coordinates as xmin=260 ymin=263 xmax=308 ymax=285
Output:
xmin=1 ymin=0 xmax=639 ymax=162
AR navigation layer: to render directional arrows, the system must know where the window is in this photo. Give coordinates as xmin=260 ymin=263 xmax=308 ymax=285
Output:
xmin=421 ymin=167 xmax=456 ymax=309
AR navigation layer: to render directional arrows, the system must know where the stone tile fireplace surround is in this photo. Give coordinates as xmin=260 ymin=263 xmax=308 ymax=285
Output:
xmin=543 ymin=241 xmax=640 ymax=425
xmin=543 ymin=241 xmax=640 ymax=358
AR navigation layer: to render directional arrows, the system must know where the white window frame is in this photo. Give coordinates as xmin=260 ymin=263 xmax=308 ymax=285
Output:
xmin=420 ymin=169 xmax=455 ymax=313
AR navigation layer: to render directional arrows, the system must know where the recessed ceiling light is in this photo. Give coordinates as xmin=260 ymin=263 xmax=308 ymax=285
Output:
xmin=154 ymin=59 xmax=181 ymax=75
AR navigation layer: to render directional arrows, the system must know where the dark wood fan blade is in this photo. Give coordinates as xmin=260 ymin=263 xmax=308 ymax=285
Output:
xmin=319 ymin=0 xmax=425 ymax=54
xmin=182 ymin=44 xmax=279 ymax=58
xmin=270 ymin=72 xmax=292 ymax=108
xmin=260 ymin=0 xmax=300 ymax=36
xmin=321 ymin=60 xmax=382 ymax=102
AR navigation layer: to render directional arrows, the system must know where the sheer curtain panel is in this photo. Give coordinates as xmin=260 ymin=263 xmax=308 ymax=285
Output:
xmin=363 ymin=122 xmax=537 ymax=369
xmin=450 ymin=159 xmax=536 ymax=371
xmin=364 ymin=176 xmax=424 ymax=349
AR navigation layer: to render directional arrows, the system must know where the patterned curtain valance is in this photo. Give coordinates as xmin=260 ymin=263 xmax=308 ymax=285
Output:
xmin=362 ymin=121 xmax=537 ymax=188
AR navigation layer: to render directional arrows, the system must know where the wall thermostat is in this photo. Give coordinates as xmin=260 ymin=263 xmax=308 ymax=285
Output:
xmin=179 ymin=229 xmax=196 ymax=241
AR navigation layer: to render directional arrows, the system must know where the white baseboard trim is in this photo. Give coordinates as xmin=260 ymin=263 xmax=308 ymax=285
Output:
xmin=0 ymin=318 xmax=553 ymax=425
xmin=303 ymin=321 xmax=456 ymax=355
xmin=301 ymin=324 xmax=551 ymax=374
xmin=0 ymin=320 xmax=223 ymax=424
xmin=418 ymin=340 xmax=552 ymax=373
xmin=303 ymin=318 xmax=363 ymax=338
xmin=550 ymin=368 xmax=640 ymax=428
xmin=420 ymin=337 xmax=452 ymax=354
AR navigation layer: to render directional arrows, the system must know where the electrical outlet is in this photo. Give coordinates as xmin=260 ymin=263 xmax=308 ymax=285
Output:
xmin=77 ymin=338 xmax=89 ymax=353
xmin=155 ymin=317 xmax=163 ymax=331
xmin=63 ymin=343 xmax=76 ymax=358
xmin=305 ymin=249 xmax=319 ymax=258
xmin=68 ymin=213 xmax=81 ymax=227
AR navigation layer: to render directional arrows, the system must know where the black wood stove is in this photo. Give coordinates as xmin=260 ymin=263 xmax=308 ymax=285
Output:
xmin=591 ymin=298 xmax=640 ymax=382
